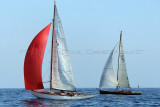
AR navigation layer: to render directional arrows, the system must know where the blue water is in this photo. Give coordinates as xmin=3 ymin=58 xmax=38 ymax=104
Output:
xmin=0 ymin=88 xmax=160 ymax=106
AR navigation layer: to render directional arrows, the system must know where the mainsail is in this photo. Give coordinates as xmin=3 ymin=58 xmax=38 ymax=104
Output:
xmin=51 ymin=6 xmax=75 ymax=91
xmin=24 ymin=24 xmax=51 ymax=90
xmin=117 ymin=31 xmax=130 ymax=88
xmin=99 ymin=46 xmax=118 ymax=88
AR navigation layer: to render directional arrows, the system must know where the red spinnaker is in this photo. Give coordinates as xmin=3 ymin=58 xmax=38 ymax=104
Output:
xmin=24 ymin=24 xmax=51 ymax=90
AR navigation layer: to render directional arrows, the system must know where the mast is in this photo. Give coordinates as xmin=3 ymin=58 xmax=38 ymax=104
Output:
xmin=50 ymin=0 xmax=56 ymax=93
xmin=117 ymin=31 xmax=122 ymax=90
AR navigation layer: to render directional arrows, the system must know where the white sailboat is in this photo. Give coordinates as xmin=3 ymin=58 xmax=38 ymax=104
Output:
xmin=99 ymin=31 xmax=141 ymax=95
xmin=24 ymin=0 xmax=96 ymax=100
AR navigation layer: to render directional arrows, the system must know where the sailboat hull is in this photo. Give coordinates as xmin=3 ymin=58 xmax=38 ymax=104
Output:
xmin=99 ymin=90 xmax=142 ymax=95
xmin=31 ymin=90 xmax=96 ymax=100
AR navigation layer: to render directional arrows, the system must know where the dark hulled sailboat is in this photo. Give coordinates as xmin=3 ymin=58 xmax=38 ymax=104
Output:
xmin=99 ymin=31 xmax=141 ymax=95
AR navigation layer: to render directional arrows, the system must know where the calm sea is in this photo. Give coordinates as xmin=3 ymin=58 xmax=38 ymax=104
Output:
xmin=0 ymin=88 xmax=160 ymax=106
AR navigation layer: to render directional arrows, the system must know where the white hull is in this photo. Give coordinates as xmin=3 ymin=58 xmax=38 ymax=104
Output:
xmin=31 ymin=90 xmax=96 ymax=100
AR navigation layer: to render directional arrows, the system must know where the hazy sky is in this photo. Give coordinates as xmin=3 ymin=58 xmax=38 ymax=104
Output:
xmin=0 ymin=0 xmax=160 ymax=88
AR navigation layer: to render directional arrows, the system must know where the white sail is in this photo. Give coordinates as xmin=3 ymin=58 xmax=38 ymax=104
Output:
xmin=99 ymin=46 xmax=118 ymax=89
xmin=117 ymin=32 xmax=130 ymax=88
xmin=51 ymin=6 xmax=75 ymax=91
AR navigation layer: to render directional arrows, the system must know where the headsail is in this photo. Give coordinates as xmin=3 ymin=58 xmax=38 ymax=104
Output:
xmin=117 ymin=31 xmax=130 ymax=88
xmin=99 ymin=45 xmax=118 ymax=89
xmin=51 ymin=6 xmax=75 ymax=91
xmin=24 ymin=24 xmax=51 ymax=90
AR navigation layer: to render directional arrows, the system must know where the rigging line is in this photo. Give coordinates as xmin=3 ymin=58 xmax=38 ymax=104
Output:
xmin=111 ymin=41 xmax=120 ymax=62
xmin=75 ymin=76 xmax=86 ymax=94
xmin=132 ymin=69 xmax=140 ymax=88
xmin=112 ymin=41 xmax=120 ymax=80
xmin=43 ymin=66 xmax=50 ymax=80
xmin=114 ymin=41 xmax=120 ymax=56
xmin=43 ymin=81 xmax=50 ymax=83
xmin=112 ymin=42 xmax=119 ymax=63
xmin=76 ymin=76 xmax=86 ymax=94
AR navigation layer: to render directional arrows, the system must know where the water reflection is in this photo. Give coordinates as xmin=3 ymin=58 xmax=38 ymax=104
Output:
xmin=23 ymin=99 xmax=44 ymax=106
xmin=22 ymin=99 xmax=73 ymax=107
